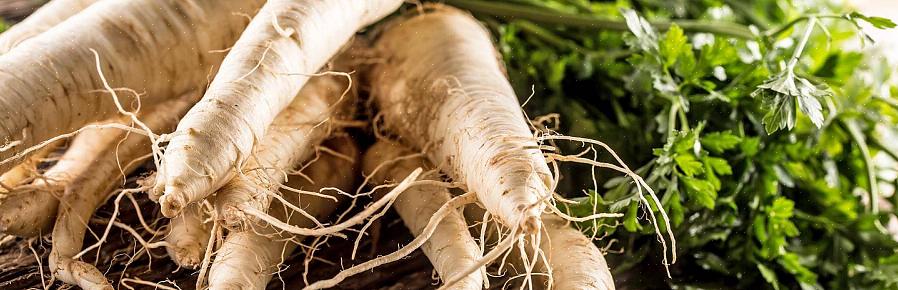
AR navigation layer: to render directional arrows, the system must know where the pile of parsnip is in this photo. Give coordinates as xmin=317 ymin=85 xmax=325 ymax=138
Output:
xmin=0 ymin=1 xmax=656 ymax=289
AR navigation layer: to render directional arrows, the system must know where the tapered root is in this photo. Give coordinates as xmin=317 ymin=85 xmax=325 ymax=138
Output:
xmin=0 ymin=0 xmax=264 ymax=174
xmin=48 ymin=96 xmax=197 ymax=289
xmin=361 ymin=140 xmax=484 ymax=289
xmin=47 ymin=255 xmax=112 ymax=290
xmin=155 ymin=0 xmax=402 ymax=217
xmin=369 ymin=6 xmax=553 ymax=236
xmin=543 ymin=214 xmax=616 ymax=290
xmin=208 ymin=137 xmax=359 ymax=290
xmin=212 ymin=73 xmax=356 ymax=232
xmin=165 ymin=203 xmax=211 ymax=269
xmin=0 ymin=127 xmax=128 ymax=237
xmin=0 ymin=185 xmax=59 ymax=236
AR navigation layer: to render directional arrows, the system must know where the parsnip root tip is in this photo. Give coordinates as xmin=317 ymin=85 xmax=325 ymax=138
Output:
xmin=159 ymin=193 xmax=184 ymax=218
xmin=167 ymin=245 xmax=204 ymax=269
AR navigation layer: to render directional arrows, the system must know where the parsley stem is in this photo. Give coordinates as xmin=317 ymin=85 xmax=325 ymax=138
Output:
xmin=843 ymin=119 xmax=879 ymax=214
xmin=444 ymin=0 xmax=757 ymax=40
xmin=514 ymin=20 xmax=585 ymax=52
xmin=787 ymin=17 xmax=817 ymax=70
xmin=763 ymin=15 xmax=845 ymax=38
xmin=667 ymin=104 xmax=678 ymax=138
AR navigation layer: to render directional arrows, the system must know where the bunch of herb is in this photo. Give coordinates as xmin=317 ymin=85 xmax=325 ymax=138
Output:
xmin=444 ymin=0 xmax=898 ymax=288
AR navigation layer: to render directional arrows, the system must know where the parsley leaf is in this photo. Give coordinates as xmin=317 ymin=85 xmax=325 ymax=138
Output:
xmin=848 ymin=12 xmax=897 ymax=29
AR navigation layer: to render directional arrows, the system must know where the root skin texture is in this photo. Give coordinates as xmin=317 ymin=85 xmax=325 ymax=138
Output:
xmin=369 ymin=7 xmax=552 ymax=235
xmin=165 ymin=203 xmax=210 ymax=269
xmin=0 ymin=128 xmax=126 ymax=236
xmin=362 ymin=141 xmax=483 ymax=290
xmin=213 ymin=74 xmax=354 ymax=232
xmin=0 ymin=0 xmax=264 ymax=174
xmin=0 ymin=180 xmax=58 ymax=236
xmin=49 ymin=95 xmax=197 ymax=290
xmin=542 ymin=214 xmax=616 ymax=290
xmin=0 ymin=140 xmax=61 ymax=193
xmin=464 ymin=206 xmax=616 ymax=289
xmin=208 ymin=137 xmax=359 ymax=290
xmin=463 ymin=205 xmax=543 ymax=287
xmin=0 ymin=0 xmax=99 ymax=53
xmin=155 ymin=0 xmax=402 ymax=217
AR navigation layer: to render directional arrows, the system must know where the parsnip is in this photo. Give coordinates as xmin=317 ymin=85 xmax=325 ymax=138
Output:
xmin=0 ymin=128 xmax=122 ymax=236
xmin=165 ymin=203 xmax=210 ymax=269
xmin=0 ymin=0 xmax=264 ymax=174
xmin=49 ymin=95 xmax=197 ymax=290
xmin=212 ymin=74 xmax=354 ymax=232
xmin=543 ymin=214 xmax=615 ymax=290
xmin=464 ymin=206 xmax=616 ymax=290
xmin=369 ymin=7 xmax=552 ymax=236
xmin=0 ymin=0 xmax=99 ymax=52
xmin=155 ymin=0 xmax=402 ymax=217
xmin=362 ymin=140 xmax=483 ymax=290
xmin=208 ymin=137 xmax=358 ymax=290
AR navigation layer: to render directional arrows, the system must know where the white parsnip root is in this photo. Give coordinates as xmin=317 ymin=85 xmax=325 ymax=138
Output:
xmin=0 ymin=0 xmax=264 ymax=174
xmin=362 ymin=140 xmax=484 ymax=290
xmin=369 ymin=7 xmax=552 ymax=237
xmin=0 ymin=128 xmax=126 ymax=236
xmin=464 ymin=206 xmax=616 ymax=289
xmin=0 ymin=141 xmax=60 ymax=193
xmin=49 ymin=95 xmax=197 ymax=290
xmin=0 ymin=1 xmax=646 ymax=288
xmin=542 ymin=214 xmax=616 ymax=290
xmin=0 ymin=0 xmax=99 ymax=53
xmin=463 ymin=204 xmax=548 ymax=288
xmin=155 ymin=0 xmax=403 ymax=217
xmin=208 ymin=137 xmax=359 ymax=290
xmin=213 ymin=74 xmax=355 ymax=232
xmin=165 ymin=203 xmax=211 ymax=269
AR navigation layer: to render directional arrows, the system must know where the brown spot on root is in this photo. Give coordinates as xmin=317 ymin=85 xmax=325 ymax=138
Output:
xmin=515 ymin=203 xmax=542 ymax=235
xmin=219 ymin=206 xmax=248 ymax=232
xmin=520 ymin=215 xmax=540 ymax=235
xmin=168 ymin=245 xmax=203 ymax=270
xmin=159 ymin=194 xmax=184 ymax=218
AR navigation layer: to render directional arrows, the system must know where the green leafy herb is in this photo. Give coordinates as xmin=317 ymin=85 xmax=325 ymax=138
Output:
xmin=451 ymin=0 xmax=898 ymax=288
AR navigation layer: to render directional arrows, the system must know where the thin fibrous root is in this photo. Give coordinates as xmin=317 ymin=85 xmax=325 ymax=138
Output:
xmin=361 ymin=140 xmax=484 ymax=289
xmin=0 ymin=124 xmax=132 ymax=237
xmin=212 ymin=72 xmax=355 ymax=232
xmin=50 ymin=95 xmax=197 ymax=289
xmin=463 ymin=205 xmax=545 ymax=289
xmin=208 ymin=137 xmax=359 ymax=290
xmin=369 ymin=6 xmax=553 ymax=236
xmin=245 ymin=167 xmax=423 ymax=237
xmin=154 ymin=0 xmax=402 ymax=217
xmin=304 ymin=192 xmax=478 ymax=290
xmin=0 ymin=140 xmax=62 ymax=194
xmin=540 ymin=134 xmax=677 ymax=275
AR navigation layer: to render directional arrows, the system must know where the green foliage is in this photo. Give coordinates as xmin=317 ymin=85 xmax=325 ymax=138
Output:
xmin=849 ymin=11 xmax=898 ymax=29
xmin=462 ymin=0 xmax=898 ymax=288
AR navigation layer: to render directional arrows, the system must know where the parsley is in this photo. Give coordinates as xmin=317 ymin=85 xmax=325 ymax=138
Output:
xmin=448 ymin=0 xmax=898 ymax=288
